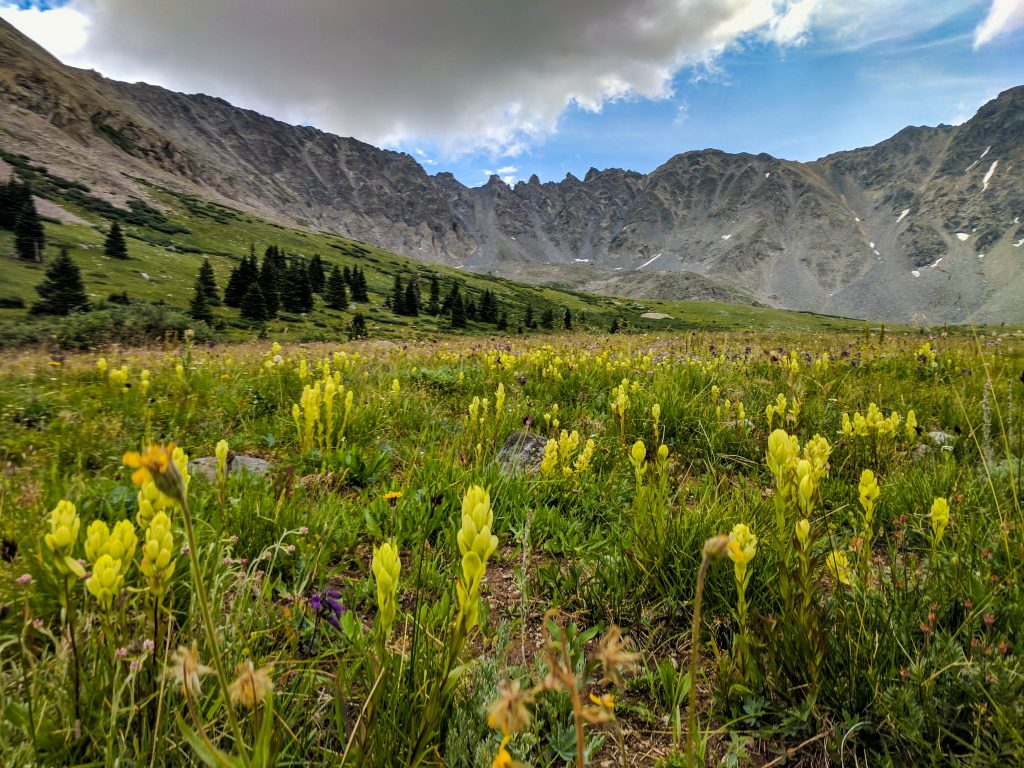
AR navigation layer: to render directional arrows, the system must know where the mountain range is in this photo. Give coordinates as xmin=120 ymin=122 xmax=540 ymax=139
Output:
xmin=1 ymin=19 xmax=1021 ymax=323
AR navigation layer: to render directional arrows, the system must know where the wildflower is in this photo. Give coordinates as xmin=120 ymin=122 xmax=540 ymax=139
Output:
xmin=371 ymin=542 xmax=401 ymax=637
xmin=16 ymin=573 xmax=32 ymax=587
xmin=164 ymin=644 xmax=213 ymax=696
xmin=392 ymin=378 xmax=400 ymax=394
xmin=123 ymin=442 xmax=185 ymax=506
xmin=795 ymin=518 xmax=810 ymax=546
xmin=594 ymin=625 xmax=638 ymax=687
xmin=728 ymin=523 xmax=757 ymax=572
xmin=310 ymin=588 xmax=345 ymax=630
xmin=859 ymin=470 xmax=880 ymax=523
xmin=492 ymin=735 xmax=513 ymax=768
xmin=141 ymin=512 xmax=176 ymax=599
xmin=228 ymin=659 xmax=274 ymax=709
xmin=455 ymin=485 xmax=499 ymax=628
xmin=96 ymin=357 xmax=107 ymax=374
xmin=86 ymin=554 xmax=124 ymax=611
xmin=930 ymin=497 xmax=949 ymax=546
xmin=383 ymin=490 xmax=402 ymax=505
xmin=44 ymin=500 xmax=84 ymax=577
xmin=702 ymin=534 xmax=730 ymax=559
xmin=487 ymin=678 xmax=534 ymax=735
xmin=215 ymin=439 xmax=229 ymax=482
xmin=826 ymin=550 xmax=854 ymax=586
xmin=85 ymin=519 xmax=137 ymax=567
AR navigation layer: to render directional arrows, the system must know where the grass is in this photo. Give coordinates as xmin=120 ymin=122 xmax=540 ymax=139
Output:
xmin=0 ymin=329 xmax=1021 ymax=767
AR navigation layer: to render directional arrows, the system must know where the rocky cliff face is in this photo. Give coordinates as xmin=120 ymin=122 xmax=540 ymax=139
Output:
xmin=1 ymin=19 xmax=1021 ymax=323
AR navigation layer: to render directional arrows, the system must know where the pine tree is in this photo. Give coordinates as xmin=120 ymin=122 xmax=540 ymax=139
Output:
xmin=348 ymin=312 xmax=368 ymax=339
xmin=0 ymin=180 xmax=31 ymax=231
xmin=541 ymin=308 xmax=555 ymax=329
xmin=285 ymin=258 xmax=313 ymax=313
xmin=14 ymin=195 xmax=44 ymax=262
xmin=391 ymin=274 xmax=406 ymax=315
xmin=30 ymin=248 xmax=88 ymax=315
xmin=449 ymin=286 xmax=466 ymax=328
xmin=609 ymin=317 xmax=620 ymax=334
xmin=225 ymin=254 xmax=258 ymax=307
xmin=404 ymin=279 xmax=419 ymax=317
xmin=524 ymin=304 xmax=536 ymax=330
xmin=497 ymin=311 xmax=508 ymax=331
xmin=259 ymin=256 xmax=280 ymax=317
xmin=240 ymin=283 xmax=268 ymax=322
xmin=308 ymin=254 xmax=326 ymax=294
xmin=103 ymin=221 xmax=128 ymax=260
xmin=352 ymin=267 xmax=369 ymax=302
xmin=563 ymin=307 xmax=572 ymax=330
xmin=326 ymin=265 xmax=348 ymax=310
xmin=428 ymin=274 xmax=441 ymax=315
xmin=189 ymin=274 xmax=214 ymax=323
xmin=197 ymin=258 xmax=220 ymax=305
xmin=465 ymin=299 xmax=477 ymax=322
xmin=343 ymin=266 xmax=353 ymax=289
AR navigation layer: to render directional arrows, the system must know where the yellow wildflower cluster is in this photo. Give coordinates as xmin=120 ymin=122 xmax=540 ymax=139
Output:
xmin=44 ymin=499 xmax=85 ymax=577
xmin=134 ymin=445 xmax=190 ymax=528
xmin=371 ymin=542 xmax=400 ymax=638
xmin=141 ymin=511 xmax=177 ymax=599
xmin=766 ymin=429 xmax=831 ymax=523
xmin=85 ymin=519 xmax=137 ymax=609
xmin=841 ymin=403 xmax=914 ymax=442
xmin=262 ymin=342 xmax=286 ymax=370
xmin=930 ymin=497 xmax=950 ymax=547
xmin=455 ymin=485 xmax=499 ymax=630
xmin=916 ymin=342 xmax=937 ymax=367
xmin=540 ymin=430 xmax=595 ymax=479
xmin=108 ymin=364 xmax=130 ymax=392
xmin=765 ymin=393 xmax=799 ymax=430
xmin=826 ymin=550 xmax=854 ymax=586
xmin=728 ymin=523 xmax=757 ymax=586
xmin=292 ymin=368 xmax=355 ymax=454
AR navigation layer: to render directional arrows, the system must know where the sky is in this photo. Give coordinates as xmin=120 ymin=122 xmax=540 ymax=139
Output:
xmin=2 ymin=0 xmax=1023 ymax=187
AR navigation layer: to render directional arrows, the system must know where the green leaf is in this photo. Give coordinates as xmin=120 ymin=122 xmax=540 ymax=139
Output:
xmin=176 ymin=713 xmax=243 ymax=768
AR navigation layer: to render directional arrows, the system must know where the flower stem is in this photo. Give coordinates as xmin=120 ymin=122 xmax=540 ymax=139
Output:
xmin=179 ymin=496 xmax=249 ymax=765
xmin=687 ymin=554 xmax=712 ymax=767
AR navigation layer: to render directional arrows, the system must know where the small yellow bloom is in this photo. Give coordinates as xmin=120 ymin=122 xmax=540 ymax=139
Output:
xmin=383 ymin=490 xmax=403 ymax=502
xmin=930 ymin=497 xmax=950 ymax=545
xmin=86 ymin=554 xmax=123 ymax=610
xmin=141 ymin=511 xmax=176 ymax=598
xmin=795 ymin=518 xmax=810 ymax=546
xmin=215 ymin=439 xmax=229 ymax=482
xmin=228 ymin=659 xmax=274 ymax=709
xmin=728 ymin=523 xmax=757 ymax=567
xmin=826 ymin=550 xmax=853 ymax=586
xmin=589 ymin=691 xmax=615 ymax=710
xmin=123 ymin=442 xmax=185 ymax=506
xmin=45 ymin=500 xmax=84 ymax=577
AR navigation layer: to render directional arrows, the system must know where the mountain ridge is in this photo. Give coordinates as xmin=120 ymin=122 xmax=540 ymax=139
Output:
xmin=1 ymin=19 xmax=1021 ymax=322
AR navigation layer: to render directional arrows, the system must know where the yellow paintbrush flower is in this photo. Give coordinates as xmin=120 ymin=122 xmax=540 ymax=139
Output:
xmin=45 ymin=500 xmax=84 ymax=577
xmin=123 ymin=442 xmax=185 ymax=507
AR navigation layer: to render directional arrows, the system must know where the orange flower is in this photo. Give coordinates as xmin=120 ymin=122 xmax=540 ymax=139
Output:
xmin=123 ymin=442 xmax=185 ymax=504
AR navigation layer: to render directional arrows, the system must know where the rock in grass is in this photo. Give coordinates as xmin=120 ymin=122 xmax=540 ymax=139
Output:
xmin=497 ymin=431 xmax=548 ymax=474
xmin=188 ymin=454 xmax=270 ymax=481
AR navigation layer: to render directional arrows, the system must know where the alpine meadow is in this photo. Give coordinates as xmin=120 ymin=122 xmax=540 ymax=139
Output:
xmin=1 ymin=3 xmax=1024 ymax=768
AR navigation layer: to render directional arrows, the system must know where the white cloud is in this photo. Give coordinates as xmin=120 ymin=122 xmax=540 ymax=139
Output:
xmin=974 ymin=0 xmax=1024 ymax=48
xmin=0 ymin=4 xmax=90 ymax=58
xmin=14 ymin=0 xmax=827 ymax=159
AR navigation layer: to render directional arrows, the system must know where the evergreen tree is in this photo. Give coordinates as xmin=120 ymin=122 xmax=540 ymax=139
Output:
xmin=428 ymin=274 xmax=441 ymax=315
xmin=103 ymin=221 xmax=128 ymax=260
xmin=240 ymin=283 xmax=269 ymax=322
xmin=288 ymin=258 xmax=313 ymax=313
xmin=465 ymin=299 xmax=477 ymax=322
xmin=308 ymin=254 xmax=326 ymax=294
xmin=404 ymin=279 xmax=419 ymax=317
xmin=353 ymin=268 xmax=369 ymax=302
xmin=14 ymin=195 xmax=44 ymax=262
xmin=259 ymin=256 xmax=280 ymax=318
xmin=541 ymin=308 xmax=555 ymax=329
xmin=609 ymin=317 xmax=620 ymax=334
xmin=449 ymin=286 xmax=466 ymax=328
xmin=197 ymin=258 xmax=220 ymax=306
xmin=343 ymin=266 xmax=353 ymax=289
xmin=326 ymin=265 xmax=348 ymax=310
xmin=189 ymin=274 xmax=214 ymax=323
xmin=563 ymin=307 xmax=572 ymax=330
xmin=225 ymin=254 xmax=258 ymax=307
xmin=391 ymin=274 xmax=406 ymax=315
xmin=497 ymin=311 xmax=508 ymax=331
xmin=0 ymin=180 xmax=31 ymax=231
xmin=524 ymin=304 xmax=536 ymax=330
xmin=30 ymin=248 xmax=88 ymax=315
xmin=348 ymin=312 xmax=368 ymax=339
